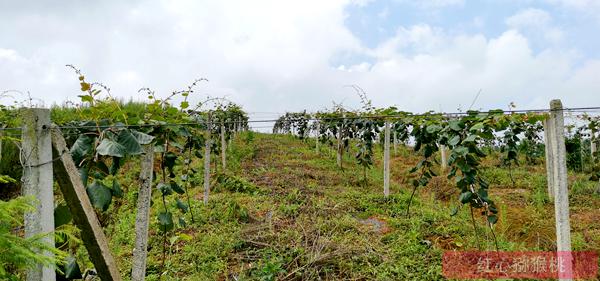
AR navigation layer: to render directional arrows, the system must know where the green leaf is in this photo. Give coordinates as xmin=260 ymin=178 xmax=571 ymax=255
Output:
xmin=454 ymin=146 xmax=469 ymax=156
xmin=171 ymin=180 xmax=185 ymax=194
xmin=112 ymin=179 xmax=123 ymax=198
xmin=426 ymin=124 xmax=442 ymax=134
xmin=176 ymin=198 xmax=189 ymax=213
xmin=459 ymin=191 xmax=473 ymax=204
xmin=63 ymin=255 xmax=82 ymax=279
xmin=158 ymin=211 xmax=174 ymax=232
xmin=470 ymin=122 xmax=485 ymax=131
xmin=487 ymin=215 xmax=498 ymax=225
xmin=158 ymin=182 xmax=173 ymax=196
xmin=448 ymin=135 xmax=460 ymax=146
xmin=109 ymin=156 xmax=121 ymax=175
xmin=70 ymin=135 xmax=93 ymax=165
xmin=117 ymin=129 xmax=143 ymax=155
xmin=448 ymin=120 xmax=462 ymax=131
xmin=131 ymin=130 xmax=154 ymax=145
xmin=164 ymin=152 xmax=178 ymax=176
xmin=450 ymin=206 xmax=459 ymax=216
xmin=179 ymin=217 xmax=187 ymax=227
xmin=86 ymin=180 xmax=112 ymax=211
xmin=178 ymin=127 xmax=193 ymax=137
xmin=464 ymin=134 xmax=477 ymax=143
xmin=79 ymin=167 xmax=89 ymax=187
xmin=54 ymin=203 xmax=72 ymax=228
xmin=78 ymin=94 xmax=93 ymax=103
xmin=96 ymin=138 xmax=126 ymax=157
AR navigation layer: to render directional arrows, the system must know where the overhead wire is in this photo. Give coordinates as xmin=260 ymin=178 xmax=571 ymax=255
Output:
xmin=0 ymin=106 xmax=599 ymax=132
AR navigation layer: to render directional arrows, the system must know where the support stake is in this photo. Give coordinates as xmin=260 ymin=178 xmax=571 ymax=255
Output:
xmin=204 ymin=114 xmax=212 ymax=205
xmin=50 ymin=126 xmax=122 ymax=281
xmin=548 ymin=99 xmax=573 ymax=280
xmin=132 ymin=145 xmax=155 ymax=281
xmin=383 ymin=120 xmax=391 ymax=198
xmin=22 ymin=108 xmax=55 ymax=281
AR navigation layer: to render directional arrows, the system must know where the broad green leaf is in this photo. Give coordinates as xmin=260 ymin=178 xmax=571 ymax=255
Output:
xmin=158 ymin=182 xmax=173 ymax=196
xmin=95 ymin=161 xmax=110 ymax=176
xmin=459 ymin=191 xmax=473 ymax=204
xmin=78 ymin=95 xmax=93 ymax=103
xmin=158 ymin=211 xmax=174 ymax=232
xmin=470 ymin=122 xmax=485 ymax=131
xmin=171 ymin=180 xmax=185 ymax=194
xmin=112 ymin=179 xmax=123 ymax=198
xmin=131 ymin=130 xmax=154 ymax=145
xmin=179 ymin=217 xmax=187 ymax=227
xmin=70 ymin=134 xmax=93 ymax=165
xmin=426 ymin=124 xmax=442 ymax=134
xmin=96 ymin=138 xmax=126 ymax=157
xmin=87 ymin=180 xmax=112 ymax=211
xmin=164 ymin=152 xmax=178 ymax=175
xmin=464 ymin=134 xmax=477 ymax=143
xmin=117 ymin=130 xmax=143 ymax=155
xmin=54 ymin=203 xmax=72 ymax=228
xmin=448 ymin=120 xmax=463 ymax=131
xmin=63 ymin=255 xmax=82 ymax=279
xmin=450 ymin=206 xmax=459 ymax=216
xmin=487 ymin=215 xmax=498 ymax=225
xmin=109 ymin=156 xmax=121 ymax=175
xmin=448 ymin=135 xmax=460 ymax=146
xmin=176 ymin=198 xmax=189 ymax=213
xmin=79 ymin=167 xmax=89 ymax=187
xmin=454 ymin=146 xmax=469 ymax=156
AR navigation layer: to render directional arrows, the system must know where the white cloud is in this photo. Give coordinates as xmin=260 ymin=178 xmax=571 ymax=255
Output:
xmin=505 ymin=8 xmax=563 ymax=44
xmin=506 ymin=8 xmax=551 ymax=28
xmin=341 ymin=27 xmax=594 ymax=111
xmin=544 ymin=0 xmax=600 ymax=21
xmin=395 ymin=0 xmax=465 ymax=9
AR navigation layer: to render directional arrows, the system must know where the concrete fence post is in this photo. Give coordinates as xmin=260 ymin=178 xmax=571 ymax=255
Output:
xmin=548 ymin=99 xmax=573 ymax=280
xmin=204 ymin=114 xmax=212 ymax=205
xmin=543 ymin=118 xmax=555 ymax=199
xmin=316 ymin=120 xmax=320 ymax=153
xmin=220 ymin=123 xmax=226 ymax=170
xmin=440 ymin=145 xmax=447 ymax=171
xmin=22 ymin=108 xmax=56 ymax=281
xmin=131 ymin=145 xmax=155 ymax=281
xmin=337 ymin=124 xmax=343 ymax=169
xmin=383 ymin=120 xmax=391 ymax=198
xmin=393 ymin=130 xmax=398 ymax=155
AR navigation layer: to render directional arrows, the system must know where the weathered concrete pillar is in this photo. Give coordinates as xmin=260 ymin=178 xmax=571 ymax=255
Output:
xmin=337 ymin=124 xmax=342 ymax=168
xmin=591 ymin=141 xmax=596 ymax=161
xmin=22 ymin=108 xmax=56 ymax=281
xmin=220 ymin=123 xmax=226 ymax=170
xmin=393 ymin=131 xmax=398 ymax=155
xmin=315 ymin=121 xmax=320 ymax=153
xmin=440 ymin=145 xmax=447 ymax=171
xmin=383 ymin=121 xmax=391 ymax=198
xmin=543 ymin=118 xmax=555 ymax=199
xmin=132 ymin=145 xmax=154 ymax=281
xmin=549 ymin=99 xmax=573 ymax=280
xmin=204 ymin=114 xmax=212 ymax=205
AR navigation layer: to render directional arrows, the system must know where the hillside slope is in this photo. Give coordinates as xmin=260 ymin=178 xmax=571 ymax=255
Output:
xmin=102 ymin=132 xmax=600 ymax=280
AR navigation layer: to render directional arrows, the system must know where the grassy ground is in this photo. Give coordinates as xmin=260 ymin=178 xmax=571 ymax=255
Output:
xmin=97 ymin=132 xmax=600 ymax=280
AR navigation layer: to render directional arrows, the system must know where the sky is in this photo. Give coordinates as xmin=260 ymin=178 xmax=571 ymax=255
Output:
xmin=1 ymin=0 xmax=600 ymax=124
